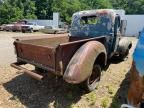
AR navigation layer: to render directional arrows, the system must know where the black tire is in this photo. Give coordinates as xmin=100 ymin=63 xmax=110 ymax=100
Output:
xmin=119 ymin=49 xmax=129 ymax=60
xmin=30 ymin=28 xmax=33 ymax=33
xmin=22 ymin=30 xmax=26 ymax=33
xmin=54 ymin=31 xmax=57 ymax=34
xmin=81 ymin=64 xmax=101 ymax=92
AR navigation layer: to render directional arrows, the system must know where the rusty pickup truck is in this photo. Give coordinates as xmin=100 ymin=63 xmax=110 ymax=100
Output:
xmin=11 ymin=9 xmax=132 ymax=91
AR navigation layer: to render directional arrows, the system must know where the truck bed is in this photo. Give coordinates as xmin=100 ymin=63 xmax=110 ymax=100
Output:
xmin=20 ymin=35 xmax=69 ymax=48
xmin=14 ymin=34 xmax=106 ymax=75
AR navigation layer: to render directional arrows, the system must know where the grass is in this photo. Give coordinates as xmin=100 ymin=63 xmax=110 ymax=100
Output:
xmin=106 ymin=85 xmax=115 ymax=95
xmin=54 ymin=100 xmax=63 ymax=108
xmin=86 ymin=92 xmax=97 ymax=106
xmin=69 ymin=103 xmax=77 ymax=108
xmin=111 ymin=97 xmax=121 ymax=108
xmin=101 ymin=97 xmax=109 ymax=108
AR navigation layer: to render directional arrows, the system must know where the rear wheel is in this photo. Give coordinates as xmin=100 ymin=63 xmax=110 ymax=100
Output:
xmin=81 ymin=64 xmax=101 ymax=92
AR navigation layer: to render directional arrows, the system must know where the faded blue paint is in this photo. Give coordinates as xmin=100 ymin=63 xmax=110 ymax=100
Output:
xmin=133 ymin=27 xmax=144 ymax=76
xmin=70 ymin=10 xmax=115 ymax=37
xmin=70 ymin=15 xmax=113 ymax=37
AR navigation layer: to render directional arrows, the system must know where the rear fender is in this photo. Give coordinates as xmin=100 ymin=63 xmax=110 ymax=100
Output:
xmin=63 ymin=41 xmax=107 ymax=84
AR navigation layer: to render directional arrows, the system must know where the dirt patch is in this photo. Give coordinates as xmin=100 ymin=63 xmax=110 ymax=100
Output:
xmin=0 ymin=31 xmax=137 ymax=108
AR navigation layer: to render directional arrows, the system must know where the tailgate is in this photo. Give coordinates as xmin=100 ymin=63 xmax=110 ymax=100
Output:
xmin=14 ymin=41 xmax=55 ymax=72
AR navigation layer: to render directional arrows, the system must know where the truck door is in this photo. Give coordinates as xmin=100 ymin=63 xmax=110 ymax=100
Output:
xmin=111 ymin=15 xmax=121 ymax=53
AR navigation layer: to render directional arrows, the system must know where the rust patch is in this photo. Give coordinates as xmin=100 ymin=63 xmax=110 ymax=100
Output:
xmin=63 ymin=41 xmax=106 ymax=84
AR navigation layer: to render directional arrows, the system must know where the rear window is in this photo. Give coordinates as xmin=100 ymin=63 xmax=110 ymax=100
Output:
xmin=80 ymin=16 xmax=101 ymax=25
xmin=80 ymin=15 xmax=112 ymax=31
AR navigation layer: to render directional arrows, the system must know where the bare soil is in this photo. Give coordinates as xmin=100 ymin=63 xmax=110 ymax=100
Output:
xmin=0 ymin=31 xmax=137 ymax=108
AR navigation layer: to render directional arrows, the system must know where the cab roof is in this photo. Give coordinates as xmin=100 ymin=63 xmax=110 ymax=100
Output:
xmin=73 ymin=9 xmax=116 ymax=22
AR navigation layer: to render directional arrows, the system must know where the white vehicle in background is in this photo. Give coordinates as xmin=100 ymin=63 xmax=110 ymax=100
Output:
xmin=40 ymin=26 xmax=68 ymax=34
xmin=21 ymin=22 xmax=44 ymax=33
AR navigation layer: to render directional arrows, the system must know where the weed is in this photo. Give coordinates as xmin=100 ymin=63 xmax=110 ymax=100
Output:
xmin=101 ymin=97 xmax=109 ymax=108
xmin=86 ymin=92 xmax=97 ymax=106
xmin=106 ymin=85 xmax=114 ymax=95
xmin=111 ymin=97 xmax=120 ymax=108
xmin=54 ymin=100 xmax=62 ymax=108
xmin=69 ymin=103 xmax=77 ymax=108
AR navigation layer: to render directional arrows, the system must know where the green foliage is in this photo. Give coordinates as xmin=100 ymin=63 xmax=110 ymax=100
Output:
xmin=101 ymin=97 xmax=109 ymax=108
xmin=106 ymin=85 xmax=115 ymax=95
xmin=1 ymin=0 xmax=144 ymax=24
xmin=0 ymin=0 xmax=112 ymax=24
xmin=111 ymin=97 xmax=121 ymax=108
xmin=0 ymin=3 xmax=23 ymax=24
xmin=0 ymin=0 xmax=36 ymax=24
xmin=35 ymin=0 xmax=53 ymax=19
xmin=52 ymin=0 xmax=83 ymax=23
xmin=86 ymin=92 xmax=97 ymax=106
xmin=111 ymin=0 xmax=144 ymax=14
xmin=81 ymin=0 xmax=112 ymax=9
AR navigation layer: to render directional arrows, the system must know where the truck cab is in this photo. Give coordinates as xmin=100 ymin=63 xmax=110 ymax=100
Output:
xmin=70 ymin=9 xmax=129 ymax=58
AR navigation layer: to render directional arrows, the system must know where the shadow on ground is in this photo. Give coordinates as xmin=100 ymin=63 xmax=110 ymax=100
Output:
xmin=103 ymin=55 xmax=126 ymax=71
xmin=3 ymin=56 xmax=129 ymax=108
xmin=3 ymin=72 xmax=86 ymax=108
xmin=110 ymin=71 xmax=130 ymax=108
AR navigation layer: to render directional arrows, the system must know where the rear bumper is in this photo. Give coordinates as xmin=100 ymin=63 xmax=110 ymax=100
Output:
xmin=11 ymin=62 xmax=44 ymax=81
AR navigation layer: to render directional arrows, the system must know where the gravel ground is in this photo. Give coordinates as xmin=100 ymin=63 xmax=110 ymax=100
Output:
xmin=0 ymin=31 xmax=138 ymax=108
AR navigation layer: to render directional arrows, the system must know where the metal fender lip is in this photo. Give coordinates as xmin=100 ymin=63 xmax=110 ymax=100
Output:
xmin=118 ymin=37 xmax=132 ymax=53
xmin=63 ymin=63 xmax=81 ymax=84
xmin=63 ymin=41 xmax=107 ymax=84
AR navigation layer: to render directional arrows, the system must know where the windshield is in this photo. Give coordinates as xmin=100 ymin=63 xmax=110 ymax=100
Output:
xmin=27 ymin=23 xmax=34 ymax=25
xmin=71 ymin=15 xmax=112 ymax=37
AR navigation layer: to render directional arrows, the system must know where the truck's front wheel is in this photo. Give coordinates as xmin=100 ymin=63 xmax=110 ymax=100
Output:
xmin=119 ymin=49 xmax=129 ymax=60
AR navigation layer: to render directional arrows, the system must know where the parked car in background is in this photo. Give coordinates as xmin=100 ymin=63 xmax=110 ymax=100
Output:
xmin=4 ymin=23 xmax=15 ymax=31
xmin=21 ymin=22 xmax=44 ymax=33
xmin=40 ymin=26 xmax=68 ymax=34
xmin=0 ymin=24 xmax=6 ymax=31
xmin=12 ymin=20 xmax=27 ymax=32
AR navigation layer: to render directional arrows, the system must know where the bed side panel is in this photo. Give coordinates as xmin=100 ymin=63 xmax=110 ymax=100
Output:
xmin=14 ymin=42 xmax=55 ymax=70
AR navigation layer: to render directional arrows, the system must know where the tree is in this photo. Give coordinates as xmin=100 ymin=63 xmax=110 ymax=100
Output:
xmin=52 ymin=0 xmax=83 ymax=23
xmin=0 ymin=2 xmax=23 ymax=24
xmin=81 ymin=0 xmax=112 ymax=9
xmin=52 ymin=0 xmax=112 ymax=23
xmin=111 ymin=0 xmax=144 ymax=14
xmin=7 ymin=0 xmax=36 ymax=18
xmin=35 ymin=0 xmax=53 ymax=19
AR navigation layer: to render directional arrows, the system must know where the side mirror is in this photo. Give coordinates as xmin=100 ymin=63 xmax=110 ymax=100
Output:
xmin=120 ymin=20 xmax=127 ymax=36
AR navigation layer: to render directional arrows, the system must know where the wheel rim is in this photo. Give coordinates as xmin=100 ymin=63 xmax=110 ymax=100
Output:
xmin=88 ymin=65 xmax=101 ymax=87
